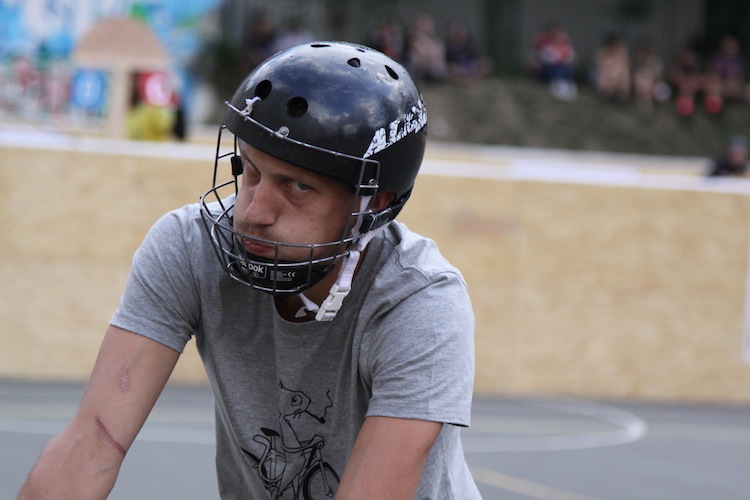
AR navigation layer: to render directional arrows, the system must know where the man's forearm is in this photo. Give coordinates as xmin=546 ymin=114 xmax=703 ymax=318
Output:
xmin=17 ymin=422 xmax=124 ymax=500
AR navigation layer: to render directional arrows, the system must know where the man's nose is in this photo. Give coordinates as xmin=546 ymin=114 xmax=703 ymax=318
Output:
xmin=238 ymin=182 xmax=278 ymax=226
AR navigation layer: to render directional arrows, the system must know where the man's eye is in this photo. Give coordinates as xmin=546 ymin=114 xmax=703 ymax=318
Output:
xmin=292 ymin=181 xmax=310 ymax=191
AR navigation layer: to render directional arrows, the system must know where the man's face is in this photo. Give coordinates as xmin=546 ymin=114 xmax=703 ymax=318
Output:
xmin=233 ymin=141 xmax=355 ymax=262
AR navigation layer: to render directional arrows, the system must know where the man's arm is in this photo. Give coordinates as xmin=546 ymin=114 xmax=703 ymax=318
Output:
xmin=337 ymin=416 xmax=442 ymax=499
xmin=17 ymin=325 xmax=180 ymax=500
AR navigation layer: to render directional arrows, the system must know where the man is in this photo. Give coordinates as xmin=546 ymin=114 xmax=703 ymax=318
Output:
xmin=708 ymin=134 xmax=749 ymax=177
xmin=19 ymin=41 xmax=479 ymax=499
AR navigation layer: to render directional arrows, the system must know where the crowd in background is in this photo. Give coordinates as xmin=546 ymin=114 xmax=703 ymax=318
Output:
xmin=244 ymin=10 xmax=493 ymax=85
xmin=241 ymin=8 xmax=750 ymax=135
xmin=0 ymin=54 xmax=68 ymax=119
xmin=530 ymin=22 xmax=749 ymax=119
xmin=4 ymin=10 xmax=748 ymax=122
xmin=3 ymin=8 xmax=750 ymax=165
xmin=527 ymin=21 xmax=750 ymax=176
xmin=246 ymin=12 xmax=750 ymax=177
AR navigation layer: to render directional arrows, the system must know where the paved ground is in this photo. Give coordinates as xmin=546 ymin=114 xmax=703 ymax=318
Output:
xmin=2 ymin=381 xmax=749 ymax=499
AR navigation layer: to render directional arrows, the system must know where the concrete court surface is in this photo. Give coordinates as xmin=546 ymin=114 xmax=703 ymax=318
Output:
xmin=2 ymin=381 xmax=750 ymax=499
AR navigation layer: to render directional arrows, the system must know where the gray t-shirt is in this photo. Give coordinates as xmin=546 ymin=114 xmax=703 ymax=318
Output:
xmin=112 ymin=200 xmax=480 ymax=499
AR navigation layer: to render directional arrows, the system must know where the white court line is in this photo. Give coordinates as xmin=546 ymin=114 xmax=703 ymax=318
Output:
xmin=463 ymin=399 xmax=648 ymax=453
xmin=470 ymin=466 xmax=600 ymax=500
xmin=2 ymin=398 xmax=648 ymax=453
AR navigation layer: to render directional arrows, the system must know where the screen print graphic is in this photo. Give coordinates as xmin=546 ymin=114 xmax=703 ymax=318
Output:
xmin=242 ymin=382 xmax=339 ymax=499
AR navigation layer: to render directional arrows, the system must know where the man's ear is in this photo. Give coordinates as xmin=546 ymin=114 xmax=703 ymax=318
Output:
xmin=372 ymin=190 xmax=396 ymax=211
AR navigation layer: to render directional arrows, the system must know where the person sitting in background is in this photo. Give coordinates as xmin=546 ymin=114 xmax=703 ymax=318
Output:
xmin=704 ymin=34 xmax=746 ymax=112
xmin=405 ymin=12 xmax=447 ymax=83
xmin=709 ymin=135 xmax=750 ymax=177
xmin=369 ymin=16 xmax=406 ymax=64
xmin=244 ymin=10 xmax=277 ymax=73
xmin=126 ymin=83 xmax=174 ymax=142
xmin=668 ymin=45 xmax=706 ymax=117
xmin=594 ymin=33 xmax=631 ymax=104
xmin=632 ymin=39 xmax=666 ymax=113
xmin=444 ymin=20 xmax=492 ymax=83
xmin=531 ymin=22 xmax=577 ymax=99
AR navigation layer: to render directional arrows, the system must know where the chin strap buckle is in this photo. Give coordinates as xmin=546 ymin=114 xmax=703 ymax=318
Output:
xmin=315 ymin=283 xmax=351 ymax=322
xmin=298 ymin=197 xmax=387 ymax=323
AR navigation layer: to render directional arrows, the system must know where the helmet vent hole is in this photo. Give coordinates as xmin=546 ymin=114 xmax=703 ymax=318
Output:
xmin=286 ymin=97 xmax=308 ymax=117
xmin=255 ymin=80 xmax=272 ymax=99
xmin=385 ymin=65 xmax=399 ymax=80
xmin=347 ymin=58 xmax=361 ymax=68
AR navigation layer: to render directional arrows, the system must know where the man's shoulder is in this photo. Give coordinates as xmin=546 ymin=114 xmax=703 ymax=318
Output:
xmin=383 ymin=221 xmax=461 ymax=277
xmin=366 ymin=221 xmax=466 ymax=298
xmin=136 ymin=201 xmax=216 ymax=264
xmin=146 ymin=202 xmax=204 ymax=240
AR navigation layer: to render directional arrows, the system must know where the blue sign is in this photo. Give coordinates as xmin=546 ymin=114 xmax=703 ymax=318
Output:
xmin=70 ymin=68 xmax=108 ymax=114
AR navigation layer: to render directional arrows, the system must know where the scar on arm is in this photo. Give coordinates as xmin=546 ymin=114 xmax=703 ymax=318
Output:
xmin=95 ymin=416 xmax=127 ymax=458
xmin=119 ymin=367 xmax=130 ymax=393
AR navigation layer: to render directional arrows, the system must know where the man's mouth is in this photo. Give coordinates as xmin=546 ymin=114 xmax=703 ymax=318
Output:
xmin=240 ymin=236 xmax=276 ymax=257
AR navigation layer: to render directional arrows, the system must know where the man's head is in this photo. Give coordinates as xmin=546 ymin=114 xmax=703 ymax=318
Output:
xmin=727 ymin=134 xmax=749 ymax=168
xmin=201 ymin=41 xmax=427 ymax=296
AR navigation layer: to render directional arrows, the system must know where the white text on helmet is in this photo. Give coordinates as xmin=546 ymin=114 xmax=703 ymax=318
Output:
xmin=364 ymin=99 xmax=427 ymax=158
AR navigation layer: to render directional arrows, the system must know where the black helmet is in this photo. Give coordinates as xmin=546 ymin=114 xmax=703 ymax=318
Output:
xmin=225 ymin=41 xmax=427 ymax=217
xmin=201 ymin=41 xmax=428 ymax=297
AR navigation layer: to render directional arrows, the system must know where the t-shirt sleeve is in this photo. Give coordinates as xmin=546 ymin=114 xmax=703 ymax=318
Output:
xmin=110 ymin=207 xmax=201 ymax=353
xmin=363 ymin=270 xmax=475 ymax=427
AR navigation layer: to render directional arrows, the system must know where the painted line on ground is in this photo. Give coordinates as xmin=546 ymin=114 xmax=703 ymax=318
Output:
xmin=463 ymin=399 xmax=648 ymax=452
xmin=469 ymin=466 xmax=600 ymax=500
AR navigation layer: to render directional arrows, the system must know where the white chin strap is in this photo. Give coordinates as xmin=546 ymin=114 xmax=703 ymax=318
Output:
xmin=296 ymin=196 xmax=385 ymax=322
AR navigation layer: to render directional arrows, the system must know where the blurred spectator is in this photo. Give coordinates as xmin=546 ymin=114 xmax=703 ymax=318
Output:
xmin=708 ymin=134 xmax=749 ymax=177
xmin=40 ymin=60 xmax=70 ymax=116
xmin=272 ymin=17 xmax=315 ymax=53
xmin=667 ymin=45 xmax=705 ymax=117
xmin=171 ymin=93 xmax=187 ymax=141
xmin=369 ymin=16 xmax=406 ymax=63
xmin=244 ymin=10 xmax=276 ymax=73
xmin=405 ymin=12 xmax=447 ymax=83
xmin=126 ymin=77 xmax=175 ymax=142
xmin=531 ymin=22 xmax=577 ymax=99
xmin=11 ymin=55 xmax=39 ymax=94
xmin=444 ymin=20 xmax=493 ymax=83
xmin=706 ymin=34 xmax=746 ymax=104
xmin=632 ymin=39 xmax=666 ymax=113
xmin=594 ymin=33 xmax=631 ymax=103
xmin=7 ymin=55 xmax=42 ymax=114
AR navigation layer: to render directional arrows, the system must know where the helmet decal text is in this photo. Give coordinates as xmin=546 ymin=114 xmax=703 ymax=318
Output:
xmin=364 ymin=99 xmax=427 ymax=158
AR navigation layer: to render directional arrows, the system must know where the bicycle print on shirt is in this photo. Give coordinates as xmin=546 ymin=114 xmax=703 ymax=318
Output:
xmin=241 ymin=382 xmax=339 ymax=499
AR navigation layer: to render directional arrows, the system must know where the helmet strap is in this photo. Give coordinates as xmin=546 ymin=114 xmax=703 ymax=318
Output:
xmin=295 ymin=196 xmax=385 ymax=321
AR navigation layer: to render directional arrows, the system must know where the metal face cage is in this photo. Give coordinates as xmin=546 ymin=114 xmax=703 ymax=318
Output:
xmin=199 ymin=124 xmax=381 ymax=296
